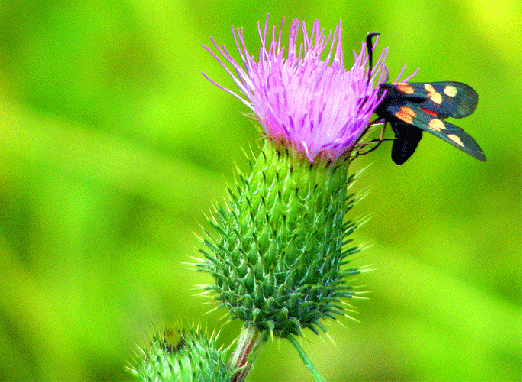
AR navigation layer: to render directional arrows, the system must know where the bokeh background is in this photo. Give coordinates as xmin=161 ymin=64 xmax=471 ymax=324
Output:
xmin=0 ymin=0 xmax=520 ymax=380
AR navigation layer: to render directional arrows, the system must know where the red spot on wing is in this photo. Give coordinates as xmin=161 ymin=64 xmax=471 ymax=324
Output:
xmin=421 ymin=108 xmax=438 ymax=117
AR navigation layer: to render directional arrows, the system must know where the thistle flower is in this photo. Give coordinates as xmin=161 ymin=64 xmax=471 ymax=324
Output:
xmin=203 ymin=15 xmax=389 ymax=162
xmin=200 ymin=16 xmax=388 ymax=339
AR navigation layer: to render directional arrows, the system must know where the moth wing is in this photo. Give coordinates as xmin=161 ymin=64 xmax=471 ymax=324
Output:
xmin=383 ymin=82 xmax=479 ymax=119
xmin=385 ymin=102 xmax=486 ymax=161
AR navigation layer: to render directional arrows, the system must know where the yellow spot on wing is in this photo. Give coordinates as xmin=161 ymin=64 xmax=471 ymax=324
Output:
xmin=430 ymin=92 xmax=442 ymax=104
xmin=444 ymin=85 xmax=458 ymax=97
xmin=424 ymin=83 xmax=442 ymax=104
xmin=424 ymin=84 xmax=436 ymax=93
xmin=394 ymin=83 xmax=414 ymax=94
xmin=428 ymin=119 xmax=445 ymax=132
xmin=448 ymin=134 xmax=464 ymax=147
xmin=395 ymin=106 xmax=416 ymax=124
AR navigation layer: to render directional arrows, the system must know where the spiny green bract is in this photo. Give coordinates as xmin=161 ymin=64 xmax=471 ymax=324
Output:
xmin=199 ymin=141 xmax=360 ymax=338
xmin=129 ymin=327 xmax=233 ymax=382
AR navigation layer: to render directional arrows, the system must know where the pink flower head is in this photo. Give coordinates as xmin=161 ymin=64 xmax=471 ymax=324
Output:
xmin=204 ymin=15 xmax=389 ymax=162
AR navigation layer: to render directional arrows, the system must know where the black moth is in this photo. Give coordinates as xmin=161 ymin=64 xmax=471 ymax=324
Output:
xmin=365 ymin=33 xmax=486 ymax=165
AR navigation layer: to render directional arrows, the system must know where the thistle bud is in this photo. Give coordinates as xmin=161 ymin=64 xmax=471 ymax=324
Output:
xmin=130 ymin=326 xmax=232 ymax=382
xmin=199 ymin=141 xmax=360 ymax=337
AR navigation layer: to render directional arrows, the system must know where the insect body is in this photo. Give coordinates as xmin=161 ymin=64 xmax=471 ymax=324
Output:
xmin=364 ymin=33 xmax=486 ymax=165
xmin=376 ymin=81 xmax=486 ymax=164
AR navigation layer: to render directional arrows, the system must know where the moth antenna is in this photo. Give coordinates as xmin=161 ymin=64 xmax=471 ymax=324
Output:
xmin=366 ymin=32 xmax=380 ymax=86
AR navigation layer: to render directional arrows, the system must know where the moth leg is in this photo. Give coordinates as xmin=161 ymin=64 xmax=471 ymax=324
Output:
xmin=355 ymin=122 xmax=393 ymax=156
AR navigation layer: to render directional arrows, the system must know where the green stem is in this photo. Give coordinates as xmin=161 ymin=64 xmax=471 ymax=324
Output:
xmin=288 ymin=336 xmax=326 ymax=382
xmin=229 ymin=325 xmax=263 ymax=382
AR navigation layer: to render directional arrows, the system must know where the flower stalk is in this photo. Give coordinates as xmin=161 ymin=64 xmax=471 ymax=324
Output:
xmin=229 ymin=326 xmax=265 ymax=382
xmin=289 ymin=336 xmax=326 ymax=382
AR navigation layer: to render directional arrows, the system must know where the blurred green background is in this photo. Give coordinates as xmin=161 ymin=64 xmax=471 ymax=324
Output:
xmin=0 ymin=0 xmax=520 ymax=380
